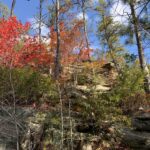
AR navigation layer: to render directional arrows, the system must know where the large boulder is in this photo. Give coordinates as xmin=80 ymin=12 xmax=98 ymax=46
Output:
xmin=123 ymin=129 xmax=150 ymax=149
xmin=132 ymin=112 xmax=150 ymax=131
xmin=0 ymin=107 xmax=33 ymax=150
xmin=123 ymin=112 xmax=150 ymax=150
xmin=21 ymin=112 xmax=46 ymax=150
xmin=0 ymin=107 xmax=46 ymax=150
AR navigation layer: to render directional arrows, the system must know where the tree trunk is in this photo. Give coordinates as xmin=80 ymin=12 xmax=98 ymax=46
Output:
xmin=54 ymin=0 xmax=61 ymax=79
xmin=82 ymin=2 xmax=89 ymax=48
xmin=39 ymin=0 xmax=42 ymax=44
xmin=10 ymin=0 xmax=16 ymax=17
xmin=129 ymin=1 xmax=150 ymax=93
xmin=81 ymin=0 xmax=90 ymax=60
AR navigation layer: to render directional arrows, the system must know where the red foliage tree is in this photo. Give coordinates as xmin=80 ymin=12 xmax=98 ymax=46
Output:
xmin=50 ymin=20 xmax=92 ymax=65
xmin=0 ymin=17 xmax=51 ymax=68
xmin=0 ymin=17 xmax=92 ymax=72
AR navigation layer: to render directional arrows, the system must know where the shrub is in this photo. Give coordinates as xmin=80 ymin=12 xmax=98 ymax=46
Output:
xmin=102 ymin=63 xmax=145 ymax=103
xmin=0 ymin=67 xmax=58 ymax=105
xmin=120 ymin=92 xmax=150 ymax=115
xmin=76 ymin=63 xmax=145 ymax=121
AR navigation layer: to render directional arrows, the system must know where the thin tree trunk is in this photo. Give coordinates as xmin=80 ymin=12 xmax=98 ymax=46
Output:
xmin=82 ymin=3 xmax=89 ymax=49
xmin=130 ymin=2 xmax=150 ymax=93
xmin=81 ymin=0 xmax=90 ymax=60
xmin=39 ymin=0 xmax=42 ymax=44
xmin=10 ymin=0 xmax=16 ymax=17
xmin=57 ymin=81 xmax=64 ymax=150
xmin=54 ymin=0 xmax=61 ymax=79
xmin=9 ymin=60 xmax=20 ymax=150
xmin=68 ymin=97 xmax=73 ymax=150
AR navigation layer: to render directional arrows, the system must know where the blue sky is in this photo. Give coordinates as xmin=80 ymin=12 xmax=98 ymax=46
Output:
xmin=2 ymin=0 xmax=38 ymax=23
xmin=2 ymin=0 xmax=101 ymax=47
xmin=2 ymin=0 xmax=50 ymax=35
xmin=1 ymin=0 xmax=150 ymax=62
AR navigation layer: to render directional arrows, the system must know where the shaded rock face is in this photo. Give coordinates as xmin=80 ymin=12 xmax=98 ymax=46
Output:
xmin=132 ymin=112 xmax=150 ymax=131
xmin=0 ymin=107 xmax=32 ymax=150
xmin=123 ymin=112 xmax=150 ymax=149
xmin=21 ymin=115 xmax=45 ymax=150
xmin=123 ymin=130 xmax=150 ymax=149
xmin=0 ymin=107 xmax=46 ymax=150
